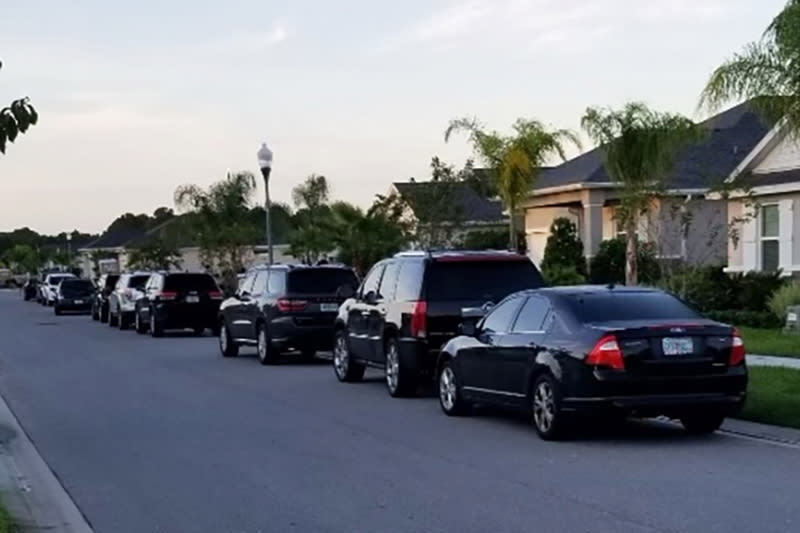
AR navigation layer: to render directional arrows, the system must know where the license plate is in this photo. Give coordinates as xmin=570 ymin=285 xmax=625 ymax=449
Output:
xmin=185 ymin=295 xmax=200 ymax=303
xmin=320 ymin=303 xmax=339 ymax=312
xmin=662 ymin=337 xmax=693 ymax=356
xmin=74 ymin=300 xmax=83 ymax=305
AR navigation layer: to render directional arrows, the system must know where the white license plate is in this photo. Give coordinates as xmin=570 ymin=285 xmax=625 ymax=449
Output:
xmin=320 ymin=303 xmax=339 ymax=312
xmin=74 ymin=300 xmax=83 ymax=305
xmin=662 ymin=337 xmax=693 ymax=356
xmin=185 ymin=295 xmax=200 ymax=303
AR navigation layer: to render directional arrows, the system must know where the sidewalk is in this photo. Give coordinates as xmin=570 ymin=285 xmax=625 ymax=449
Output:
xmin=746 ymin=354 xmax=800 ymax=369
xmin=0 ymin=392 xmax=92 ymax=532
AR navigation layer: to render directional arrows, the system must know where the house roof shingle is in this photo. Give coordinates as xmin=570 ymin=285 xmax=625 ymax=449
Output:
xmin=393 ymin=181 xmax=506 ymax=223
xmin=534 ymin=100 xmax=775 ymax=192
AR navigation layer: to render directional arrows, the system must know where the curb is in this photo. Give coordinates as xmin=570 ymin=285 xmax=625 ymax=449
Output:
xmin=0 ymin=392 xmax=93 ymax=532
xmin=722 ymin=418 xmax=800 ymax=447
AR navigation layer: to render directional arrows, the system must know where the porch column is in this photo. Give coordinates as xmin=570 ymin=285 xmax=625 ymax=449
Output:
xmin=583 ymin=203 xmax=603 ymax=259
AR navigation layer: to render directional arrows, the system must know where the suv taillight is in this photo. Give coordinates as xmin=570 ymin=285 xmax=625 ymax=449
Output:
xmin=277 ymin=299 xmax=307 ymax=312
xmin=730 ymin=330 xmax=745 ymax=366
xmin=157 ymin=291 xmax=178 ymax=301
xmin=410 ymin=301 xmax=427 ymax=338
xmin=586 ymin=335 xmax=625 ymax=370
xmin=208 ymin=290 xmax=223 ymax=300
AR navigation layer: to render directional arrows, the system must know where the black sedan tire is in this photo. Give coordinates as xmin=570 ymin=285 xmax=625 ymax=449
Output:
xmin=531 ymin=374 xmax=567 ymax=440
xmin=333 ymin=329 xmax=365 ymax=382
xmin=438 ymin=360 xmax=470 ymax=416
xmin=680 ymin=412 xmax=725 ymax=435
xmin=218 ymin=322 xmax=239 ymax=358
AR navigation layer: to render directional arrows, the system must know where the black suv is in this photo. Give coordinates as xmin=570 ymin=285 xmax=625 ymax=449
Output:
xmin=218 ymin=264 xmax=359 ymax=364
xmin=332 ymin=250 xmax=545 ymax=397
xmin=134 ymin=272 xmax=224 ymax=337
xmin=91 ymin=273 xmax=120 ymax=323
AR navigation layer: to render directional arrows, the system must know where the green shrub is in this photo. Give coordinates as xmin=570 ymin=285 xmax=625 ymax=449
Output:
xmin=541 ymin=264 xmax=586 ymax=286
xmin=705 ymin=310 xmax=783 ymax=329
xmin=541 ymin=218 xmax=586 ymax=277
xmin=768 ymin=282 xmax=800 ymax=321
xmin=733 ymin=270 xmax=786 ymax=312
xmin=589 ymin=237 xmax=660 ymax=285
xmin=659 ymin=265 xmax=736 ymax=312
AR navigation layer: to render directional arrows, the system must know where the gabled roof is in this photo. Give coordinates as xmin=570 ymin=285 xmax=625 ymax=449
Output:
xmin=393 ymin=181 xmax=506 ymax=223
xmin=534 ymin=100 xmax=775 ymax=192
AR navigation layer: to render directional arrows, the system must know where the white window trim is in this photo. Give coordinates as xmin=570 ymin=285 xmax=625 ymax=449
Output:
xmin=758 ymin=203 xmax=780 ymax=271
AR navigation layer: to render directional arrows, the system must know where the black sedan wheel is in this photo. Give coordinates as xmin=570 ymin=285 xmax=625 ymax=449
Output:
xmin=680 ymin=412 xmax=725 ymax=435
xmin=438 ymin=361 xmax=470 ymax=416
xmin=219 ymin=322 xmax=239 ymax=358
xmin=333 ymin=329 xmax=365 ymax=382
xmin=532 ymin=374 xmax=566 ymax=440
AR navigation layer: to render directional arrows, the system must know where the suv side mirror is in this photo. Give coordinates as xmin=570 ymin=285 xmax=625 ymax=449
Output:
xmin=364 ymin=290 xmax=378 ymax=305
xmin=239 ymin=291 xmax=252 ymax=302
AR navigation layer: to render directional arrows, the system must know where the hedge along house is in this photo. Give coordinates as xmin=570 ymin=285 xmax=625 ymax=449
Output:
xmin=720 ymin=113 xmax=800 ymax=275
xmin=520 ymin=101 xmax=773 ymax=269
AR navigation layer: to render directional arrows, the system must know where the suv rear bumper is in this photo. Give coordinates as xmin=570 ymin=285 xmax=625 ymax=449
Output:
xmin=269 ymin=317 xmax=336 ymax=351
xmin=398 ymin=338 xmax=438 ymax=375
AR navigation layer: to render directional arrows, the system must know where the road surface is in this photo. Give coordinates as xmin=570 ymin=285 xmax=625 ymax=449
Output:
xmin=0 ymin=290 xmax=798 ymax=533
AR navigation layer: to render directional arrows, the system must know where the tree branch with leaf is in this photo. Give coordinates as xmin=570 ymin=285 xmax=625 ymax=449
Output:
xmin=1 ymin=60 xmax=38 ymax=154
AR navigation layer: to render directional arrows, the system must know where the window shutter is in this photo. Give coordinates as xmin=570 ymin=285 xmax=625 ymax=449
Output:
xmin=742 ymin=214 xmax=757 ymax=271
xmin=779 ymin=199 xmax=794 ymax=270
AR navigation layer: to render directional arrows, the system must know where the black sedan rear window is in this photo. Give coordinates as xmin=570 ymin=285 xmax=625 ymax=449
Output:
xmin=164 ymin=274 xmax=218 ymax=291
xmin=565 ymin=292 xmax=700 ymax=323
xmin=425 ymin=260 xmax=544 ymax=302
xmin=287 ymin=269 xmax=358 ymax=295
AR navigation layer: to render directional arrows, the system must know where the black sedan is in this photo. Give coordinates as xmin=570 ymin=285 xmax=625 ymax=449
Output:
xmin=435 ymin=286 xmax=747 ymax=440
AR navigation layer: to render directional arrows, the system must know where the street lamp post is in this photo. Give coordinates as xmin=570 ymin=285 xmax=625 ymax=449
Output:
xmin=66 ymin=234 xmax=72 ymax=267
xmin=257 ymin=142 xmax=274 ymax=265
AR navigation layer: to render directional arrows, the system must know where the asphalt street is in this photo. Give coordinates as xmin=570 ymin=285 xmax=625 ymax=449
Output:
xmin=0 ymin=290 xmax=798 ymax=533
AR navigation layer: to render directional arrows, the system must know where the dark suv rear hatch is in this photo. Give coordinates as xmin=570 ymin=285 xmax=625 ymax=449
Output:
xmin=282 ymin=268 xmax=359 ymax=325
xmin=423 ymin=255 xmax=544 ymax=349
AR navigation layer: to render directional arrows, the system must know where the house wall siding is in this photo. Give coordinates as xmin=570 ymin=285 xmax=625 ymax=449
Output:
xmin=753 ymin=134 xmax=800 ymax=174
xmin=728 ymin=193 xmax=800 ymax=272
xmin=524 ymin=206 xmax=580 ymax=265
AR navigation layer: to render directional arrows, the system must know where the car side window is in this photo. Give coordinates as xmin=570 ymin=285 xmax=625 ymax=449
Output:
xmin=482 ymin=297 xmax=523 ymax=334
xmin=252 ymin=270 xmax=268 ymax=295
xmin=267 ymin=271 xmax=286 ymax=294
xmin=378 ymin=262 xmax=400 ymax=300
xmin=360 ymin=264 xmax=384 ymax=299
xmin=395 ymin=261 xmax=424 ymax=301
xmin=511 ymin=296 xmax=550 ymax=333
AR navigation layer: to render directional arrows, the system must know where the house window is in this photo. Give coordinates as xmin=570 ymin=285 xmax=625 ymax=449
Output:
xmin=761 ymin=204 xmax=780 ymax=272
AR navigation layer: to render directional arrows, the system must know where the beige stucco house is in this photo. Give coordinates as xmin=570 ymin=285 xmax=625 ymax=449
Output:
xmin=521 ymin=101 xmax=773 ymax=270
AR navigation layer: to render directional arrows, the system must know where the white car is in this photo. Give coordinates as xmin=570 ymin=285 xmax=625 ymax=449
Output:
xmin=107 ymin=272 xmax=153 ymax=330
xmin=42 ymin=273 xmax=77 ymax=306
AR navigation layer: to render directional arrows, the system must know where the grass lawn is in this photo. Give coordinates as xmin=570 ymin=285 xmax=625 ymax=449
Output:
xmin=738 ymin=327 xmax=800 ymax=359
xmin=737 ymin=366 xmax=800 ymax=429
xmin=0 ymin=497 xmax=15 ymax=533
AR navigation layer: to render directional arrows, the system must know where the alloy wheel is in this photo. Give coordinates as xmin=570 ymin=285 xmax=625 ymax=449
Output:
xmin=533 ymin=381 xmax=556 ymax=434
xmin=385 ymin=343 xmax=399 ymax=393
xmin=439 ymin=367 xmax=457 ymax=412
xmin=258 ymin=328 xmax=267 ymax=362
xmin=135 ymin=312 xmax=140 ymax=331
xmin=333 ymin=334 xmax=349 ymax=379
xmin=219 ymin=325 xmax=228 ymax=352
xmin=150 ymin=313 xmax=155 ymax=333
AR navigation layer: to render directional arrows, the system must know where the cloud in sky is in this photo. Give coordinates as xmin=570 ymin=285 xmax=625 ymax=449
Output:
xmin=377 ymin=0 xmax=741 ymax=53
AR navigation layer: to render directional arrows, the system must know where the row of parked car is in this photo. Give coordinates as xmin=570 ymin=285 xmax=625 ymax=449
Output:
xmin=22 ymin=249 xmax=750 ymax=440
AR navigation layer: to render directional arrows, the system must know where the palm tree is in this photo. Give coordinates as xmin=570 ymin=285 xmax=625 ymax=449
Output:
xmin=700 ymin=0 xmax=800 ymax=129
xmin=175 ymin=171 xmax=259 ymax=290
xmin=445 ymin=118 xmax=580 ymax=251
xmin=581 ymin=103 xmax=700 ymax=285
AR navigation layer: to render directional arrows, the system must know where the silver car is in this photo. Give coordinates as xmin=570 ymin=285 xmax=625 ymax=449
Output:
xmin=42 ymin=273 xmax=77 ymax=306
xmin=108 ymin=272 xmax=152 ymax=329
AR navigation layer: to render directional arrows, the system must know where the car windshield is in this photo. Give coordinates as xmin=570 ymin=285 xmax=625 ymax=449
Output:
xmin=60 ymin=280 xmax=94 ymax=297
xmin=425 ymin=260 xmax=544 ymax=302
xmin=164 ymin=274 xmax=218 ymax=291
xmin=287 ymin=269 xmax=358 ymax=295
xmin=129 ymin=275 xmax=151 ymax=290
xmin=49 ymin=276 xmax=73 ymax=286
xmin=564 ymin=291 xmax=701 ymax=323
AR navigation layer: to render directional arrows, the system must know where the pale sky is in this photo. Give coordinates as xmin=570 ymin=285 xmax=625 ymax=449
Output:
xmin=0 ymin=0 xmax=787 ymax=234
